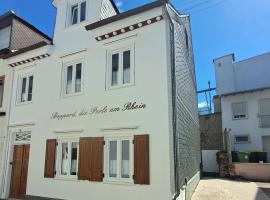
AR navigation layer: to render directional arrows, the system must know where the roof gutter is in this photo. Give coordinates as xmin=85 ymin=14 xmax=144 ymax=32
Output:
xmin=85 ymin=0 xmax=168 ymax=31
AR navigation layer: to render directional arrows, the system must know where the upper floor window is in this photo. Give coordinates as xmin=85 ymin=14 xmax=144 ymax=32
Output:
xmin=63 ymin=60 xmax=83 ymax=96
xmin=0 ymin=76 xmax=4 ymax=107
xmin=69 ymin=1 xmax=86 ymax=26
xmin=107 ymin=46 xmax=134 ymax=89
xmin=232 ymin=101 xmax=248 ymax=120
xmin=18 ymin=74 xmax=34 ymax=104
xmin=0 ymin=26 xmax=11 ymax=50
xmin=258 ymin=98 xmax=270 ymax=128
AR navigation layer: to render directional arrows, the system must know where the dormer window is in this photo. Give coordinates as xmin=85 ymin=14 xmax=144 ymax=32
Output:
xmin=0 ymin=26 xmax=11 ymax=50
xmin=70 ymin=1 xmax=86 ymax=26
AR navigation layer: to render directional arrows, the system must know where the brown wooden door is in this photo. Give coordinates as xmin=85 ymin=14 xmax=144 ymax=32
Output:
xmin=9 ymin=144 xmax=30 ymax=199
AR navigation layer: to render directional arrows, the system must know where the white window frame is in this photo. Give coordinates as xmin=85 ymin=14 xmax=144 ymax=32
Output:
xmin=231 ymin=101 xmax=248 ymax=120
xmin=234 ymin=135 xmax=250 ymax=144
xmin=67 ymin=1 xmax=87 ymax=26
xmin=62 ymin=59 xmax=84 ymax=98
xmin=104 ymin=134 xmax=134 ymax=184
xmin=106 ymin=45 xmax=135 ymax=90
xmin=17 ymin=73 xmax=34 ymax=105
xmin=55 ymin=138 xmax=79 ymax=179
xmin=258 ymin=98 xmax=270 ymax=128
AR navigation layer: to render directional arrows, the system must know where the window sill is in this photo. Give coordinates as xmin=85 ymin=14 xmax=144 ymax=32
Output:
xmin=103 ymin=179 xmax=134 ymax=186
xmin=16 ymin=101 xmax=33 ymax=107
xmin=107 ymin=83 xmax=135 ymax=91
xmin=64 ymin=21 xmax=89 ymax=31
xmin=61 ymin=91 xmax=84 ymax=99
xmin=54 ymin=176 xmax=78 ymax=182
xmin=232 ymin=117 xmax=248 ymax=121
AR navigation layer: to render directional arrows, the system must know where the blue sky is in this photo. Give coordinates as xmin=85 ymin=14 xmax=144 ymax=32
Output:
xmin=1 ymin=0 xmax=270 ymax=102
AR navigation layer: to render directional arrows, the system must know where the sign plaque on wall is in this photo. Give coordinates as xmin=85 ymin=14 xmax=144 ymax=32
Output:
xmin=50 ymin=102 xmax=146 ymax=120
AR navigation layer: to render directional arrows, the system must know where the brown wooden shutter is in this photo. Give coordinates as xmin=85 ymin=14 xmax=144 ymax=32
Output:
xmin=78 ymin=138 xmax=91 ymax=180
xmin=44 ymin=139 xmax=57 ymax=178
xmin=134 ymin=135 xmax=150 ymax=185
xmin=78 ymin=137 xmax=104 ymax=182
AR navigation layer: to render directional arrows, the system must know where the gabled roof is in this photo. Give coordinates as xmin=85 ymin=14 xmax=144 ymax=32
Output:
xmin=85 ymin=0 xmax=168 ymax=31
xmin=0 ymin=11 xmax=52 ymax=41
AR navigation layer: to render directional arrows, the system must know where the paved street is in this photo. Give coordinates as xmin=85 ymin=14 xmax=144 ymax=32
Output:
xmin=192 ymin=178 xmax=270 ymax=200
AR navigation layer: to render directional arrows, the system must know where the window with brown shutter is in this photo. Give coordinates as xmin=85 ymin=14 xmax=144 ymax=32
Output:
xmin=134 ymin=135 xmax=150 ymax=185
xmin=78 ymin=137 xmax=104 ymax=182
xmin=44 ymin=139 xmax=57 ymax=178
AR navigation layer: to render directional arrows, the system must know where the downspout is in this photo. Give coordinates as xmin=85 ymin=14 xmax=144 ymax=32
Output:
xmin=164 ymin=4 xmax=180 ymax=200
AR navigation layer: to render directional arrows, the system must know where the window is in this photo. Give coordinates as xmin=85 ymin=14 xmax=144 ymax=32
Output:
xmin=70 ymin=1 xmax=86 ymax=26
xmin=234 ymin=135 xmax=250 ymax=144
xmin=232 ymin=102 xmax=248 ymax=120
xmin=258 ymin=98 xmax=270 ymax=128
xmin=0 ymin=76 xmax=4 ymax=107
xmin=0 ymin=26 xmax=11 ymax=50
xmin=56 ymin=139 xmax=79 ymax=178
xmin=18 ymin=75 xmax=34 ymax=104
xmin=105 ymin=136 xmax=133 ymax=182
xmin=107 ymin=46 xmax=134 ymax=89
xmin=63 ymin=61 xmax=83 ymax=96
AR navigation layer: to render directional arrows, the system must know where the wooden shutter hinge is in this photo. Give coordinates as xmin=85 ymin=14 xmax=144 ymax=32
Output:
xmin=103 ymin=141 xmax=105 ymax=145
xmin=133 ymin=175 xmax=135 ymax=180
xmin=102 ymin=173 xmax=105 ymax=178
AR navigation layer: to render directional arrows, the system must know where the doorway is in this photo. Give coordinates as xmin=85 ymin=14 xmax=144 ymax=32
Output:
xmin=9 ymin=144 xmax=30 ymax=199
xmin=262 ymin=136 xmax=270 ymax=163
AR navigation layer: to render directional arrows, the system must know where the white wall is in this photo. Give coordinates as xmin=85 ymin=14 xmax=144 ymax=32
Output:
xmin=0 ymin=59 xmax=13 ymax=198
xmin=214 ymin=52 xmax=270 ymax=95
xmin=221 ymin=89 xmax=270 ymax=152
xmin=4 ymin=7 xmax=175 ymax=200
xmin=202 ymin=150 xmax=219 ymax=173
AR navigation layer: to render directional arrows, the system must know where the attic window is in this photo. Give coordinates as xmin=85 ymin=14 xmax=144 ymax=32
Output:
xmin=70 ymin=1 xmax=86 ymax=26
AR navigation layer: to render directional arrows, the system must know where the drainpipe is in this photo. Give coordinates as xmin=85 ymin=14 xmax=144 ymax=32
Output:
xmin=163 ymin=4 xmax=181 ymax=200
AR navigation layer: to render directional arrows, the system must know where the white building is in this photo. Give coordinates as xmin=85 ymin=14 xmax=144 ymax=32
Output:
xmin=0 ymin=11 xmax=51 ymax=195
xmin=214 ymin=52 xmax=270 ymax=162
xmin=0 ymin=0 xmax=200 ymax=200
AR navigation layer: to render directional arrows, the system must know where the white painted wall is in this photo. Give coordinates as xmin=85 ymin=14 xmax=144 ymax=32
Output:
xmin=214 ymin=52 xmax=270 ymax=95
xmin=202 ymin=150 xmax=219 ymax=173
xmin=221 ymin=90 xmax=270 ymax=152
xmin=3 ymin=6 xmax=175 ymax=200
xmin=0 ymin=59 xmax=13 ymax=198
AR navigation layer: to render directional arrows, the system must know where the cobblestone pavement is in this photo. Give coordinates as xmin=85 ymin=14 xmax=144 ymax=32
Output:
xmin=192 ymin=178 xmax=270 ymax=200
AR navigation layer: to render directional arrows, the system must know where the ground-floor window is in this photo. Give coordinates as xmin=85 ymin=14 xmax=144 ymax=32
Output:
xmin=44 ymin=134 xmax=149 ymax=184
xmin=56 ymin=138 xmax=79 ymax=178
xmin=105 ymin=135 xmax=133 ymax=183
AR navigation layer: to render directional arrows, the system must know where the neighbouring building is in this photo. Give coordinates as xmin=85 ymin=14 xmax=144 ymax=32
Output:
xmin=199 ymin=112 xmax=223 ymax=174
xmin=0 ymin=11 xmax=51 ymax=196
xmin=0 ymin=1 xmax=200 ymax=200
xmin=214 ymin=52 xmax=270 ymax=162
